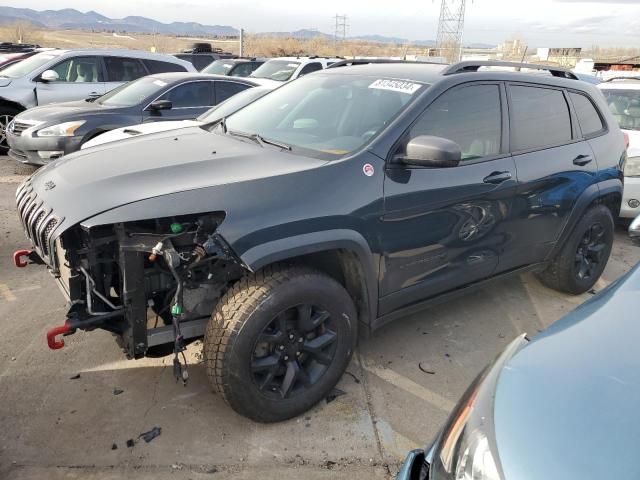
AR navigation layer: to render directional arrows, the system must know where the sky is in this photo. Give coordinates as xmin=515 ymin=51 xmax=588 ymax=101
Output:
xmin=2 ymin=0 xmax=640 ymax=47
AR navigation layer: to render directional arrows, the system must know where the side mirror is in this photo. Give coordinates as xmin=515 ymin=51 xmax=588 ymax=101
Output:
xmin=147 ymin=100 xmax=172 ymax=111
xmin=40 ymin=70 xmax=59 ymax=82
xmin=400 ymin=135 xmax=461 ymax=168
xmin=629 ymin=215 xmax=640 ymax=246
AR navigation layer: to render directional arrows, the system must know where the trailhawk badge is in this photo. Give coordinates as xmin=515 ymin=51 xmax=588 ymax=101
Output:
xmin=44 ymin=180 xmax=56 ymax=191
xmin=363 ymin=164 xmax=375 ymax=177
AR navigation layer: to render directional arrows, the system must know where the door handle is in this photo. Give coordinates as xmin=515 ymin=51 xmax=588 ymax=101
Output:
xmin=483 ymin=171 xmax=512 ymax=184
xmin=573 ymin=154 xmax=593 ymax=166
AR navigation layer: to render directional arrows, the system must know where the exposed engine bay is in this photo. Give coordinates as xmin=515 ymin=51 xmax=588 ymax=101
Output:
xmin=45 ymin=212 xmax=245 ymax=382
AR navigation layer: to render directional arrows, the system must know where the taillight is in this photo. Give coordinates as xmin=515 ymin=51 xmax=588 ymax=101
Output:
xmin=624 ymin=132 xmax=630 ymax=150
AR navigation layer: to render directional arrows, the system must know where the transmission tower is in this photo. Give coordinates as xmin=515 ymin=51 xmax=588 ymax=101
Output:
xmin=333 ymin=14 xmax=348 ymax=43
xmin=436 ymin=0 xmax=467 ymax=62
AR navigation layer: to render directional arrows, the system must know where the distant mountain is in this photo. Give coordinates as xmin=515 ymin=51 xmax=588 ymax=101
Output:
xmin=0 ymin=6 xmax=238 ymax=37
xmin=0 ymin=7 xmax=496 ymax=49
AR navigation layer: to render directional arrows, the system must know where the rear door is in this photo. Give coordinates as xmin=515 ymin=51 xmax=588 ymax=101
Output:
xmin=35 ymin=56 xmax=106 ymax=105
xmin=143 ymin=80 xmax=214 ymax=121
xmin=103 ymin=56 xmax=148 ymax=93
xmin=214 ymin=80 xmax=252 ymax=105
xmin=499 ymin=83 xmax=598 ymax=271
xmin=379 ymin=82 xmax=519 ymax=315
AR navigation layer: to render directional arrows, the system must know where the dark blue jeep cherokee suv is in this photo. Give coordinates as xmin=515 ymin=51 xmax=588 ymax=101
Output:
xmin=15 ymin=61 xmax=625 ymax=421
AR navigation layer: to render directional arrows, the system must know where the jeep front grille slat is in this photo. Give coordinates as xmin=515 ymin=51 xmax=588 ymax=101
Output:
xmin=15 ymin=179 xmax=61 ymax=266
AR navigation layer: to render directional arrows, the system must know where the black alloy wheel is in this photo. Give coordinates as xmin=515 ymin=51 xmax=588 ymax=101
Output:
xmin=575 ymin=223 xmax=606 ymax=281
xmin=251 ymin=304 xmax=337 ymax=399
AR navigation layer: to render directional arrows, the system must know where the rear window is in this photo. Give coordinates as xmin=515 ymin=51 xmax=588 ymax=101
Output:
xmin=214 ymin=81 xmax=251 ymax=104
xmin=104 ymin=56 xmax=147 ymax=82
xmin=600 ymin=88 xmax=640 ymax=131
xmin=144 ymin=59 xmax=187 ymax=74
xmin=510 ymin=85 xmax=572 ymax=151
xmin=570 ymin=92 xmax=604 ymax=136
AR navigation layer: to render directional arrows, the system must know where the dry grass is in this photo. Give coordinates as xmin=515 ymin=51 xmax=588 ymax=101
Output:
xmin=0 ymin=24 xmax=432 ymax=59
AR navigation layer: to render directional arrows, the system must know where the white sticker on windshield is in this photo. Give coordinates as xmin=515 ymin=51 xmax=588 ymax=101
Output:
xmin=223 ymin=64 xmax=233 ymax=68
xmin=288 ymin=63 xmax=299 ymax=67
xmin=153 ymin=80 xmax=168 ymax=87
xmin=369 ymin=79 xmax=421 ymax=95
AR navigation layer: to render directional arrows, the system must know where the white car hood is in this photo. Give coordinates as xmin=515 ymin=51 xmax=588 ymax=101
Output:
xmin=81 ymin=120 xmax=202 ymax=149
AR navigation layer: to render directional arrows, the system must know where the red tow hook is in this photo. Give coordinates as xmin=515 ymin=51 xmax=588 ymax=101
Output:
xmin=13 ymin=249 xmax=32 ymax=268
xmin=46 ymin=322 xmax=72 ymax=350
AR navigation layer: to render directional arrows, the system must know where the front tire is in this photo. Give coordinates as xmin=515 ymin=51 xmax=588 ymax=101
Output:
xmin=204 ymin=265 xmax=357 ymax=422
xmin=0 ymin=107 xmax=19 ymax=155
xmin=537 ymin=205 xmax=614 ymax=294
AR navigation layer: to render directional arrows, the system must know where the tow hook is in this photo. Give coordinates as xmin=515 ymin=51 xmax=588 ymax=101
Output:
xmin=13 ymin=249 xmax=44 ymax=268
xmin=46 ymin=322 xmax=74 ymax=350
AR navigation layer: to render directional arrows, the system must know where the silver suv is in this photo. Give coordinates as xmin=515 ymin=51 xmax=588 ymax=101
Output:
xmin=0 ymin=49 xmax=195 ymax=152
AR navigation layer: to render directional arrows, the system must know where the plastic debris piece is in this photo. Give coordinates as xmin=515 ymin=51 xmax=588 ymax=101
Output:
xmin=418 ymin=363 xmax=436 ymax=375
xmin=345 ymin=371 xmax=361 ymax=384
xmin=111 ymin=443 xmax=118 ymax=450
xmin=126 ymin=439 xmax=135 ymax=448
xmin=139 ymin=426 xmax=162 ymax=443
xmin=113 ymin=388 xmax=124 ymax=395
xmin=325 ymin=388 xmax=346 ymax=404
xmin=69 ymin=373 xmax=81 ymax=380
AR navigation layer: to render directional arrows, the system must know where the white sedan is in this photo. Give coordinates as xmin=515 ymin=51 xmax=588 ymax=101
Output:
xmin=599 ymin=78 xmax=640 ymax=218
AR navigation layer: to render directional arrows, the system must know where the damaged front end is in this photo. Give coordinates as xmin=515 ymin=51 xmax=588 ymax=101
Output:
xmin=15 ymin=179 xmax=246 ymax=370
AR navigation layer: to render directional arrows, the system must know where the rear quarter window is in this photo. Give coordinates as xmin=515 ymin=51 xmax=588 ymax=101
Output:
xmin=509 ymin=85 xmax=572 ymax=151
xmin=569 ymin=92 xmax=605 ymax=136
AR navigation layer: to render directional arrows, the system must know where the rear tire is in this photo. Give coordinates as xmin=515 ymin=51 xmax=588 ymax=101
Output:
xmin=204 ymin=264 xmax=357 ymax=422
xmin=537 ymin=205 xmax=614 ymax=294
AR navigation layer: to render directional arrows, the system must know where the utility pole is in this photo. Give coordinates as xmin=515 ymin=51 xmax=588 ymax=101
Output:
xmin=239 ymin=28 xmax=244 ymax=57
xmin=435 ymin=0 xmax=467 ymax=63
xmin=333 ymin=14 xmax=348 ymax=43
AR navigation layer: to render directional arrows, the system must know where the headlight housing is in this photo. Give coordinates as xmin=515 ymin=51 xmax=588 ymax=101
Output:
xmin=624 ymin=156 xmax=640 ymax=177
xmin=428 ymin=335 xmax=528 ymax=480
xmin=36 ymin=121 xmax=86 ymax=137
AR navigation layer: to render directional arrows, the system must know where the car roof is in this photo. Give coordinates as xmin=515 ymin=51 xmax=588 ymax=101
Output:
xmin=148 ymin=72 xmax=261 ymax=86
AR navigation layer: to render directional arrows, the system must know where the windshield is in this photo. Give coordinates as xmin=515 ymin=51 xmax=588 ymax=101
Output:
xmin=198 ymin=87 xmax=272 ymax=122
xmin=0 ymin=52 xmax=58 ymax=78
xmin=602 ymin=88 xmax=640 ymax=131
xmin=97 ymin=77 xmax=169 ymax=107
xmin=250 ymin=60 xmax=300 ymax=81
xmin=202 ymin=60 xmax=234 ymax=75
xmin=224 ymin=74 xmax=424 ymax=158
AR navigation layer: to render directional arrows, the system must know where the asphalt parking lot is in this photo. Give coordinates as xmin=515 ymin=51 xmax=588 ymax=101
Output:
xmin=1 ymin=156 xmax=639 ymax=480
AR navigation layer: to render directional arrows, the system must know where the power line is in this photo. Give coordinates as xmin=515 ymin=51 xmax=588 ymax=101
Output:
xmin=334 ymin=14 xmax=348 ymax=43
xmin=436 ymin=0 xmax=467 ymax=62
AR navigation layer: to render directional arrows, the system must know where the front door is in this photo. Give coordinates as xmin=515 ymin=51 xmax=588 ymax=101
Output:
xmin=35 ymin=56 xmax=105 ymax=105
xmin=143 ymin=81 xmax=215 ymax=122
xmin=379 ymin=82 xmax=518 ymax=315
xmin=498 ymin=83 xmax=599 ymax=271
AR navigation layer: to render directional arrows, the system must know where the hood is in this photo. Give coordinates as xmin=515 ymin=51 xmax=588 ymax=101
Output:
xmin=81 ymin=120 xmax=201 ymax=149
xmin=18 ymin=100 xmax=120 ymax=123
xmin=494 ymin=263 xmax=640 ymax=480
xmin=0 ymin=77 xmax=12 ymax=87
xmin=27 ymin=126 xmax=325 ymax=236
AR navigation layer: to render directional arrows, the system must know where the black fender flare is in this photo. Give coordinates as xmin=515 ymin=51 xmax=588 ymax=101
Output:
xmin=547 ymin=179 xmax=622 ymax=260
xmin=238 ymin=229 xmax=379 ymax=324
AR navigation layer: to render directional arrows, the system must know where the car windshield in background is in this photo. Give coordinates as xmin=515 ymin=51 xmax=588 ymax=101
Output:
xmin=223 ymin=74 xmax=424 ymax=158
xmin=202 ymin=60 xmax=234 ymax=75
xmin=97 ymin=77 xmax=168 ymax=107
xmin=602 ymin=88 xmax=640 ymax=130
xmin=250 ymin=60 xmax=300 ymax=81
xmin=198 ymin=87 xmax=272 ymax=123
xmin=0 ymin=53 xmax=58 ymax=78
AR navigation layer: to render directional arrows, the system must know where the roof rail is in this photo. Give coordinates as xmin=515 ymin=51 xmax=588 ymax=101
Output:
xmin=442 ymin=61 xmax=578 ymax=80
xmin=327 ymin=58 xmax=446 ymax=69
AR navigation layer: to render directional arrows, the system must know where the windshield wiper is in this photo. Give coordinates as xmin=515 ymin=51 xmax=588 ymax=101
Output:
xmin=256 ymin=135 xmax=291 ymax=151
xmin=227 ymin=129 xmax=291 ymax=151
